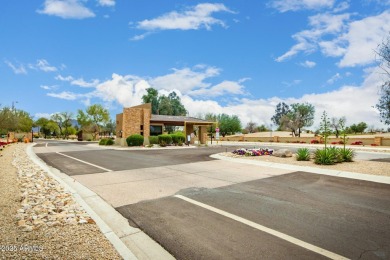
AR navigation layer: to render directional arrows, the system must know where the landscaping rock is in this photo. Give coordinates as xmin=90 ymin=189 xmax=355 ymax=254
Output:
xmin=273 ymin=149 xmax=293 ymax=158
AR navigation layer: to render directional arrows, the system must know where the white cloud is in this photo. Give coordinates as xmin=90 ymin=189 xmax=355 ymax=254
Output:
xmin=184 ymin=67 xmax=384 ymax=128
xmin=300 ymin=60 xmax=316 ymax=68
xmin=277 ymin=10 xmax=390 ymax=68
xmin=55 ymin=74 xmax=99 ymax=87
xmin=338 ymin=11 xmax=390 ymax=67
xmin=4 ymin=60 xmax=27 ymax=74
xmin=276 ymin=12 xmax=351 ymax=62
xmin=269 ymin=0 xmax=335 ymax=12
xmin=71 ymin=78 xmax=100 ymax=87
xmin=34 ymin=113 xmax=52 ymax=119
xmin=332 ymin=1 xmax=350 ymax=12
xmin=326 ymin=73 xmax=342 ymax=84
xmin=188 ymin=80 xmax=246 ymax=97
xmin=150 ymin=66 xmax=220 ymax=94
xmin=37 ymin=0 xmax=95 ymax=19
xmin=94 ymin=74 xmax=147 ymax=107
xmin=135 ymin=3 xmax=233 ymax=31
xmin=33 ymin=59 xmax=57 ymax=72
xmin=47 ymin=91 xmax=79 ymax=100
xmin=40 ymin=85 xmax=58 ymax=90
xmin=97 ymin=0 xmax=115 ymax=7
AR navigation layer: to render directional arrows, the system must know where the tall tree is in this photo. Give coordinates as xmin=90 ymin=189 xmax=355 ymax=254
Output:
xmin=0 ymin=106 xmax=32 ymax=133
xmin=271 ymin=102 xmax=290 ymax=129
xmin=61 ymin=112 xmax=74 ymax=139
xmin=77 ymin=104 xmax=110 ymax=140
xmin=376 ymin=34 xmax=390 ymax=125
xmin=142 ymin=88 xmax=159 ymax=114
xmin=330 ymin=117 xmax=346 ymax=138
xmin=217 ymin=114 xmax=242 ymax=137
xmin=280 ymin=103 xmax=315 ymax=137
xmin=245 ymin=121 xmax=257 ymax=133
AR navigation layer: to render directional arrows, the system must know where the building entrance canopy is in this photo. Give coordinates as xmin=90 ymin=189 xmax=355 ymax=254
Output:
xmin=116 ymin=104 xmax=214 ymax=145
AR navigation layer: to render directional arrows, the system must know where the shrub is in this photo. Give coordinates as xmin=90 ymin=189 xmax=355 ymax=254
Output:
xmin=311 ymin=139 xmax=319 ymax=144
xmin=170 ymin=133 xmax=185 ymax=145
xmin=314 ymin=149 xmax=335 ymax=165
xmin=296 ymin=148 xmax=310 ymax=161
xmin=126 ymin=134 xmax=144 ymax=146
xmin=99 ymin=139 xmax=107 ymax=145
xmin=158 ymin=134 xmax=172 ymax=145
xmin=149 ymin=136 xmax=159 ymax=145
xmin=105 ymin=139 xmax=114 ymax=145
xmin=351 ymin=141 xmax=363 ymax=145
xmin=339 ymin=148 xmax=355 ymax=162
xmin=159 ymin=141 xmax=167 ymax=147
xmin=327 ymin=147 xmax=343 ymax=163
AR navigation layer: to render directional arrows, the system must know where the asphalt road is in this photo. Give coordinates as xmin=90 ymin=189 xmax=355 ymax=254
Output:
xmin=33 ymin=140 xmax=390 ymax=259
xmin=117 ymin=172 xmax=390 ymax=259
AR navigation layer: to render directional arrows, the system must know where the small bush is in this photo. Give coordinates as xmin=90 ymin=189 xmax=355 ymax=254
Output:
xmin=296 ymin=148 xmax=310 ymax=161
xmin=99 ymin=139 xmax=107 ymax=145
xmin=159 ymin=141 xmax=167 ymax=147
xmin=158 ymin=134 xmax=172 ymax=145
xmin=149 ymin=136 xmax=159 ymax=145
xmin=310 ymin=139 xmax=319 ymax=144
xmin=106 ymin=139 xmax=114 ymax=145
xmin=314 ymin=149 xmax=335 ymax=165
xmin=327 ymin=147 xmax=343 ymax=163
xmin=339 ymin=148 xmax=355 ymax=162
xmin=126 ymin=134 xmax=144 ymax=146
xmin=170 ymin=133 xmax=185 ymax=145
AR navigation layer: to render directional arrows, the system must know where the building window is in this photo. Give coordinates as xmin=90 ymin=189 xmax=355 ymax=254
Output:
xmin=150 ymin=125 xmax=162 ymax=136
xmin=140 ymin=125 xmax=144 ymax=130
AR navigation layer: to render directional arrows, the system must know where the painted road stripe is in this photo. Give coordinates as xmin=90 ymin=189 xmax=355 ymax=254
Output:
xmin=174 ymin=195 xmax=348 ymax=260
xmin=56 ymin=152 xmax=113 ymax=172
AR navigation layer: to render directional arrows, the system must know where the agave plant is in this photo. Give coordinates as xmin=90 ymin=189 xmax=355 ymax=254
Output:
xmin=296 ymin=148 xmax=310 ymax=161
xmin=314 ymin=148 xmax=335 ymax=165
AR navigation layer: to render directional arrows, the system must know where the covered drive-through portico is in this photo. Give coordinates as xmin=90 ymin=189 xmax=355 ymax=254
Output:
xmin=116 ymin=103 xmax=214 ymax=146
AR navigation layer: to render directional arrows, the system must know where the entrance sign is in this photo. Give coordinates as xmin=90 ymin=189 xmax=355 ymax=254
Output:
xmin=216 ymin=132 xmax=220 ymax=140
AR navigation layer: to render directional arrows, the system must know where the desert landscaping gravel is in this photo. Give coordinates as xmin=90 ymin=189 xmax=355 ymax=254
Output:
xmin=0 ymin=143 xmax=121 ymax=260
xmin=221 ymin=151 xmax=390 ymax=176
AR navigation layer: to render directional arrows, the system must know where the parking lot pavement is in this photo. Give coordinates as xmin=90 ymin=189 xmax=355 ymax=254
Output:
xmin=117 ymin=171 xmax=390 ymax=260
xmin=73 ymin=160 xmax=292 ymax=207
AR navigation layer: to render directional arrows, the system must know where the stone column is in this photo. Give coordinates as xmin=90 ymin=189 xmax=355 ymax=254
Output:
xmin=198 ymin=126 xmax=207 ymax=144
xmin=374 ymin=136 xmax=383 ymax=146
xmin=185 ymin=124 xmax=194 ymax=144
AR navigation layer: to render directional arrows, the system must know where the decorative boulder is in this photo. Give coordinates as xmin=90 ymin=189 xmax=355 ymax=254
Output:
xmin=273 ymin=149 xmax=293 ymax=158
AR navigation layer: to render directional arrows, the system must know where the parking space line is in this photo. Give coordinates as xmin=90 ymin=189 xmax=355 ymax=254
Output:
xmin=56 ymin=152 xmax=113 ymax=172
xmin=174 ymin=195 xmax=348 ymax=260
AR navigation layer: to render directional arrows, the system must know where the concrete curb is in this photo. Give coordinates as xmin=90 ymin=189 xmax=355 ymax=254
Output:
xmin=27 ymin=144 xmax=174 ymax=260
xmin=210 ymin=154 xmax=390 ymax=185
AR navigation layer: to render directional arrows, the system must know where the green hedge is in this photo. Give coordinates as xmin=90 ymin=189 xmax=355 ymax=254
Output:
xmin=99 ymin=138 xmax=114 ymax=146
xmin=170 ymin=133 xmax=185 ymax=144
xmin=99 ymin=139 xmax=107 ymax=145
xmin=158 ymin=134 xmax=172 ymax=145
xmin=126 ymin=134 xmax=144 ymax=146
xmin=149 ymin=136 xmax=159 ymax=145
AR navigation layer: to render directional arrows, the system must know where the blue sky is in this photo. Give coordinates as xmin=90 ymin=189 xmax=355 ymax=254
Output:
xmin=1 ymin=0 xmax=390 ymax=130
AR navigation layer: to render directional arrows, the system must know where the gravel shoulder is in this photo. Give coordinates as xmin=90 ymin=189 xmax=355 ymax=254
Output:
xmin=220 ymin=152 xmax=390 ymax=177
xmin=0 ymin=143 xmax=122 ymax=259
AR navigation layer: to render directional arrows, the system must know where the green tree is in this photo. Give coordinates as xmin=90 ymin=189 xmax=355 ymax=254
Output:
xmin=290 ymin=103 xmax=315 ymax=137
xmin=245 ymin=121 xmax=257 ymax=133
xmin=330 ymin=117 xmax=346 ymax=138
xmin=376 ymin=34 xmax=390 ymax=125
xmin=142 ymin=88 xmax=187 ymax=116
xmin=217 ymin=114 xmax=242 ymax=137
xmin=142 ymin=88 xmax=159 ymax=114
xmin=0 ymin=106 xmax=33 ymax=133
xmin=256 ymin=124 xmax=269 ymax=132
xmin=271 ymin=102 xmax=290 ymax=130
xmin=77 ymin=104 xmax=110 ymax=140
